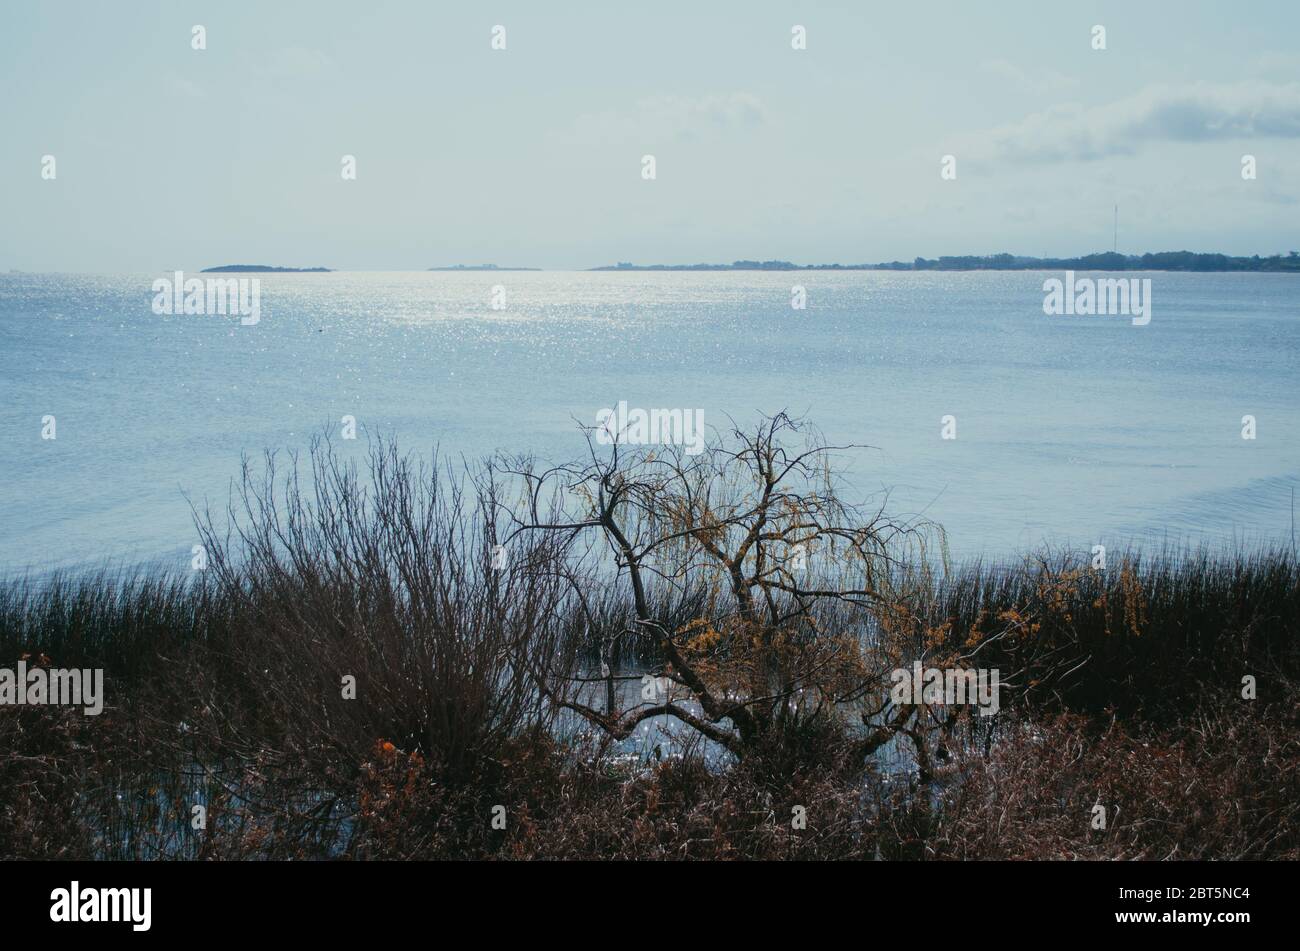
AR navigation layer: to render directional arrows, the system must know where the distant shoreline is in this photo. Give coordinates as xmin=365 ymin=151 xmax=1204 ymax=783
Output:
xmin=590 ymin=251 xmax=1300 ymax=273
xmin=427 ymin=264 xmax=541 ymax=271
xmin=148 ymin=251 xmax=1300 ymax=276
xmin=201 ymin=265 xmax=333 ymax=273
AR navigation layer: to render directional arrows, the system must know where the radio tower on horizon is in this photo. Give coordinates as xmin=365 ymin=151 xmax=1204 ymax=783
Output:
xmin=1114 ymin=204 xmax=1118 ymax=254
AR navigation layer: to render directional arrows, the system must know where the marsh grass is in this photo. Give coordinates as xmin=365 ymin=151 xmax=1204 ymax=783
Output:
xmin=1 ymin=439 xmax=1296 ymax=859
xmin=912 ymin=546 xmax=1300 ymax=719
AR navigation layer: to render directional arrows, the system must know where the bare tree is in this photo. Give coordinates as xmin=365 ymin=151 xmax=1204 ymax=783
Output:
xmin=489 ymin=412 xmax=943 ymax=761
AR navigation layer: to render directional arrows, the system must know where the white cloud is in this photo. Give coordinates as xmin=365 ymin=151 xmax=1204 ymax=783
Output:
xmin=253 ymin=46 xmax=336 ymax=81
xmin=1250 ymin=52 xmax=1300 ymax=81
xmin=979 ymin=59 xmax=1079 ymax=94
xmin=963 ymin=81 xmax=1300 ymax=164
xmin=566 ymin=92 xmax=766 ymax=144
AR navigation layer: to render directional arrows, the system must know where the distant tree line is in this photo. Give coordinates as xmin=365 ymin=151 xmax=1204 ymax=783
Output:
xmin=595 ymin=251 xmax=1300 ymax=272
xmin=893 ymin=251 xmax=1300 ymax=272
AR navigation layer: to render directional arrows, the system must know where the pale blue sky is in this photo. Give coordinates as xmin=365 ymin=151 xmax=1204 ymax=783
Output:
xmin=2 ymin=0 xmax=1299 ymax=270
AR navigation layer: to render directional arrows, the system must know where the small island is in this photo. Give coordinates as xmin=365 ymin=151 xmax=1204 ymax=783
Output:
xmin=201 ymin=265 xmax=333 ymax=273
xmin=428 ymin=264 xmax=540 ymax=271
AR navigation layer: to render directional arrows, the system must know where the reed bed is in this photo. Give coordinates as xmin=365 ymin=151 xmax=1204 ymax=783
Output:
xmin=2 ymin=438 xmax=1296 ymax=859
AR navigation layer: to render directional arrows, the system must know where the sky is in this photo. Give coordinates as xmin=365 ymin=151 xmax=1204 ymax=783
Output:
xmin=2 ymin=0 xmax=1299 ymax=271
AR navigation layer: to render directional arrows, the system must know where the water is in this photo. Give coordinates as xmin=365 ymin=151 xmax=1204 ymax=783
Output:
xmin=2 ymin=270 xmax=1297 ymax=573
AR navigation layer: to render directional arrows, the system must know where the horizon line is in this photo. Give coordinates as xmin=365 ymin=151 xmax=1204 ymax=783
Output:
xmin=8 ymin=248 xmax=1300 ymax=276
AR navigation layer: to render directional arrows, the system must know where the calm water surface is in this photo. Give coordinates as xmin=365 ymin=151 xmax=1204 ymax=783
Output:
xmin=2 ymin=270 xmax=1297 ymax=572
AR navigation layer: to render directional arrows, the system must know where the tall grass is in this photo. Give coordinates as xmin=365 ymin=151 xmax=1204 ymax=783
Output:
xmin=0 ymin=570 xmax=208 ymax=680
xmin=1 ymin=439 xmax=1296 ymax=859
xmin=911 ymin=546 xmax=1300 ymax=718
